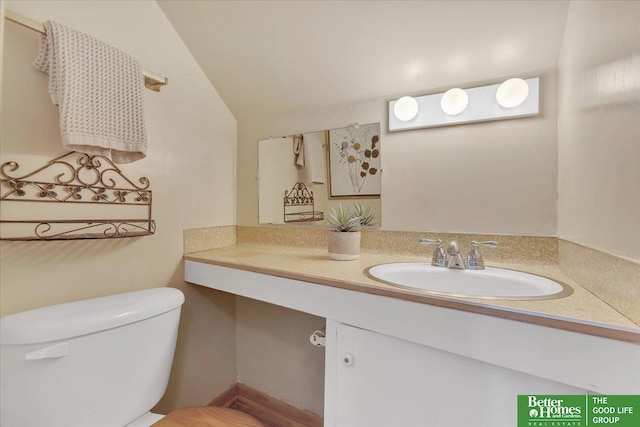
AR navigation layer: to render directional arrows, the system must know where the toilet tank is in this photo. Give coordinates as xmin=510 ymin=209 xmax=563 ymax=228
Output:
xmin=0 ymin=287 xmax=185 ymax=427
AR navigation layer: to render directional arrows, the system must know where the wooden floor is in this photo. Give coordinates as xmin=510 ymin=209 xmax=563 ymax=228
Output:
xmin=230 ymin=403 xmax=275 ymax=427
xmin=153 ymin=406 xmax=264 ymax=427
xmin=208 ymin=382 xmax=323 ymax=427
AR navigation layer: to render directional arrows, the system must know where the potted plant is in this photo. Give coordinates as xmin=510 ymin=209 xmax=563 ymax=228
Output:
xmin=354 ymin=203 xmax=375 ymax=227
xmin=327 ymin=203 xmax=374 ymax=260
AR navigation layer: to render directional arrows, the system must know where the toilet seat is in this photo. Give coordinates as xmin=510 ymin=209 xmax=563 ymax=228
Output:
xmin=152 ymin=407 xmax=264 ymax=427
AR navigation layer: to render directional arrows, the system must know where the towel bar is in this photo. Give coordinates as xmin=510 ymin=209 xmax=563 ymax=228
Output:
xmin=4 ymin=9 xmax=168 ymax=92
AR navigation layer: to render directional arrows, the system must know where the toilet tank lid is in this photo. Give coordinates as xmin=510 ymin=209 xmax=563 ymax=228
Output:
xmin=0 ymin=288 xmax=185 ymax=345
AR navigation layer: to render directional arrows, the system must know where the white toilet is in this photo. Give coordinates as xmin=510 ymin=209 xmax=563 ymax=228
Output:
xmin=0 ymin=287 xmax=185 ymax=427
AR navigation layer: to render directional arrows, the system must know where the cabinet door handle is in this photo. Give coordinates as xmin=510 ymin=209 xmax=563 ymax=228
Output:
xmin=342 ymin=353 xmax=354 ymax=366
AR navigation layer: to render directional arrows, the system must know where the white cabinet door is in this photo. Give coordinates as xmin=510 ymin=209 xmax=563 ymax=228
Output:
xmin=333 ymin=323 xmax=586 ymax=427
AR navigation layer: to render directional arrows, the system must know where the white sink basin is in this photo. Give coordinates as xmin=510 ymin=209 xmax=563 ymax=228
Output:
xmin=365 ymin=263 xmax=572 ymax=300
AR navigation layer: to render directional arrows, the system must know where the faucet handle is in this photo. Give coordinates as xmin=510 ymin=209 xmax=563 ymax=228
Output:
xmin=419 ymin=238 xmax=442 ymax=246
xmin=471 ymin=240 xmax=498 ymax=249
xmin=419 ymin=238 xmax=447 ymax=267
xmin=466 ymin=240 xmax=498 ymax=270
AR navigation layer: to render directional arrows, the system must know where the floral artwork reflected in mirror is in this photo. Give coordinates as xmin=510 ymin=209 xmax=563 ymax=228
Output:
xmin=328 ymin=122 xmax=381 ymax=197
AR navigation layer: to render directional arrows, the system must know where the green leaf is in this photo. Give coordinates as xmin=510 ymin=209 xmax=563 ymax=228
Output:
xmin=326 ymin=203 xmax=362 ymax=232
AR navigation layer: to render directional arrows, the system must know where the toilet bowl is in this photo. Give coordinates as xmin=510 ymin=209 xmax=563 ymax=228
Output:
xmin=0 ymin=287 xmax=260 ymax=427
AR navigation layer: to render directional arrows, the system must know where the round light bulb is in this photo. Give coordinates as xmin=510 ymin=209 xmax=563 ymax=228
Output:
xmin=393 ymin=96 xmax=419 ymax=121
xmin=440 ymin=88 xmax=468 ymax=116
xmin=496 ymin=78 xmax=529 ymax=108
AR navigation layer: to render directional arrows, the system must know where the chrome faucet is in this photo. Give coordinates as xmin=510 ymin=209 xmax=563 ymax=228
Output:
xmin=446 ymin=240 xmax=466 ymax=269
xmin=418 ymin=238 xmax=447 ymax=267
xmin=465 ymin=240 xmax=498 ymax=270
xmin=419 ymin=238 xmax=498 ymax=270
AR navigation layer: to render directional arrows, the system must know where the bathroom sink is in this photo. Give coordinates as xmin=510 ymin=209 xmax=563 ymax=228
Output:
xmin=365 ymin=263 xmax=572 ymax=300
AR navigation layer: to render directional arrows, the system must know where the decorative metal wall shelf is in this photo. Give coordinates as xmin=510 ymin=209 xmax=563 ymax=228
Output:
xmin=0 ymin=151 xmax=155 ymax=241
xmin=283 ymin=182 xmax=324 ymax=223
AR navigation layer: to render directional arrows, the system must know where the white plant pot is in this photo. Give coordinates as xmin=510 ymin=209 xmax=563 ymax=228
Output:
xmin=328 ymin=230 xmax=361 ymax=261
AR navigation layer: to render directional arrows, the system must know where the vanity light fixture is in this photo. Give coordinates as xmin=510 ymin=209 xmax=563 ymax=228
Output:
xmin=388 ymin=77 xmax=539 ymax=132
xmin=393 ymin=96 xmax=419 ymax=121
xmin=440 ymin=88 xmax=469 ymax=115
xmin=496 ymin=78 xmax=529 ymax=108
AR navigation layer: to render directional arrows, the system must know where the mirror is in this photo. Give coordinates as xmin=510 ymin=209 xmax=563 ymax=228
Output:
xmin=258 ymin=124 xmax=381 ymax=226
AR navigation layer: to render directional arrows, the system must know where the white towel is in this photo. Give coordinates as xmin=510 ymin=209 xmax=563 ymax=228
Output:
xmin=293 ymin=135 xmax=305 ymax=166
xmin=302 ymin=132 xmax=326 ymax=184
xmin=34 ymin=21 xmax=147 ymax=164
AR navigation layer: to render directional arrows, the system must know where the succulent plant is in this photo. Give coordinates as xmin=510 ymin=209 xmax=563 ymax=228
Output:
xmin=327 ymin=203 xmax=362 ymax=232
xmin=354 ymin=203 xmax=376 ymax=226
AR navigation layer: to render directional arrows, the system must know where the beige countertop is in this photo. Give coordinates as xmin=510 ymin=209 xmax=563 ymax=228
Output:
xmin=185 ymin=244 xmax=640 ymax=343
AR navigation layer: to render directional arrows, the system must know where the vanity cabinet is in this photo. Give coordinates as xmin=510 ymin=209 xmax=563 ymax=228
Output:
xmin=185 ymin=260 xmax=640 ymax=427
xmin=328 ymin=321 xmax=585 ymax=427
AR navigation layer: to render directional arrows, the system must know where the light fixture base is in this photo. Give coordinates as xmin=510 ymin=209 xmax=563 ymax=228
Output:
xmin=389 ymin=77 xmax=539 ymax=132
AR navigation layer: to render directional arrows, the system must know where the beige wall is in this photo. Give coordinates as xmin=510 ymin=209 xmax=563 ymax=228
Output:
xmin=4 ymin=1 xmax=636 ymax=420
xmin=235 ymin=69 xmax=559 ymax=416
xmin=557 ymin=0 xmax=640 ymax=262
xmin=0 ymin=0 xmax=237 ymax=412
xmin=236 ymin=297 xmax=326 ymax=415
xmin=1 ymin=2 xmax=5 ymax=124
xmin=238 ymin=70 xmax=559 ymax=236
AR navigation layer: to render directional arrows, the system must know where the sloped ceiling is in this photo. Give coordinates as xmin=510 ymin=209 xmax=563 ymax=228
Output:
xmin=158 ymin=0 xmax=569 ymax=119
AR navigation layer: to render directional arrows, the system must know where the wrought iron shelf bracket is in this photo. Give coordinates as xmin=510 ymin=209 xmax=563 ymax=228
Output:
xmin=0 ymin=152 xmax=156 ymax=241
xmin=283 ymin=182 xmax=324 ymax=223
